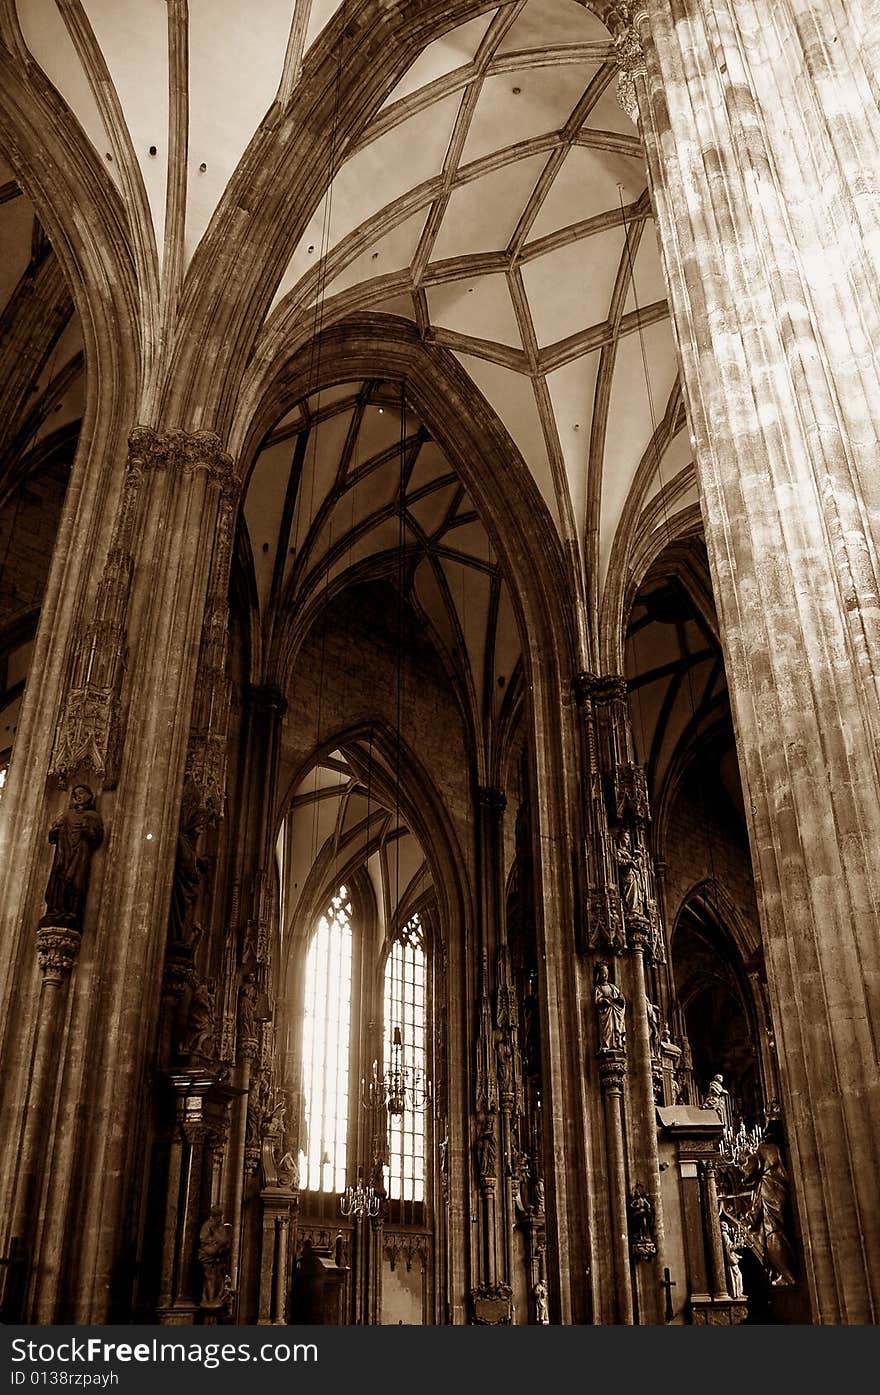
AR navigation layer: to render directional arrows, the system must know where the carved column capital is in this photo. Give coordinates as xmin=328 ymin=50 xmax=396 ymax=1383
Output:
xmin=609 ymin=7 xmax=649 ymax=125
xmin=599 ymin=1054 xmax=627 ymax=1096
xmin=574 ymin=671 xmax=628 ymax=708
xmin=36 ymin=926 xmax=82 ymax=980
xmin=627 ymin=915 xmax=652 ymax=954
xmin=127 ymin=425 xmax=237 ymax=491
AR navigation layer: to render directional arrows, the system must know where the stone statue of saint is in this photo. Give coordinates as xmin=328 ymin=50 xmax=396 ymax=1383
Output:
xmin=43 ymin=785 xmax=104 ymax=929
xmin=594 ymin=962 xmax=626 ymax=1053
xmin=168 ymin=780 xmax=209 ymax=947
xmin=180 ymin=979 xmax=216 ymax=1059
xmin=476 ymin=1121 xmax=497 ymax=1180
xmin=628 ymin=1181 xmax=656 ymax=1258
xmin=496 ymin=1037 xmax=514 ymax=1097
xmin=614 ymin=828 xmax=648 ymax=920
xmin=237 ymin=970 xmax=258 ymax=1049
xmin=701 ymin=1073 xmax=726 ymax=1114
xmin=198 ymin=1206 xmax=231 ymax=1306
xmin=532 ymin=1175 xmax=546 ymax=1216
xmin=533 ymin=1278 xmax=549 ymax=1324
xmin=740 ymin=1128 xmax=797 ymax=1285
xmin=720 ymin=1220 xmax=745 ymax=1299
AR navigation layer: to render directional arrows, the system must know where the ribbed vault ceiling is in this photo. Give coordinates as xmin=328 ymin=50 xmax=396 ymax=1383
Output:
xmin=247 ymin=378 xmax=522 ymax=778
xmin=279 ymin=745 xmax=432 ymax=959
xmin=8 ymin=0 xmax=700 ymax=659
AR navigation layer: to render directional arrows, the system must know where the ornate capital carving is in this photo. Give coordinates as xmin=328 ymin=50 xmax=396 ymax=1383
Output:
xmin=36 ymin=926 xmax=82 ymax=979
xmin=609 ymin=8 xmax=649 ymax=125
xmin=127 ymin=425 xmax=236 ymax=490
xmin=598 ymin=1054 xmax=627 ymax=1096
xmin=574 ymin=670 xmax=629 ymax=708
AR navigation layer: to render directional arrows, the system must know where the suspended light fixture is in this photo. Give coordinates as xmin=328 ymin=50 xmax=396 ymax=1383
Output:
xmin=363 ymin=1024 xmax=430 ymax=1116
xmin=718 ymin=1120 xmax=763 ymax=1170
xmin=339 ymin=1166 xmax=381 ymax=1220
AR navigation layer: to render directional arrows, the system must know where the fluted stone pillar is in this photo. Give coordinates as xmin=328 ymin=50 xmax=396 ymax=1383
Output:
xmin=623 ymin=0 xmax=880 ymax=1322
xmin=29 ymin=428 xmax=239 ymax=1324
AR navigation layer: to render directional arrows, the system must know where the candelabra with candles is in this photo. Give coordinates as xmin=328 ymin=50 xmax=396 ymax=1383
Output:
xmin=362 ymin=1025 xmax=429 ymax=1116
xmin=339 ymin=1167 xmax=381 ymax=1220
xmin=719 ymin=1120 xmax=763 ymax=1169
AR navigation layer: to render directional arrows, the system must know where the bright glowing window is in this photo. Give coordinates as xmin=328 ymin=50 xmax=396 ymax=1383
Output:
xmin=384 ymin=913 xmax=426 ymax=1202
xmin=300 ymin=886 xmax=352 ymax=1193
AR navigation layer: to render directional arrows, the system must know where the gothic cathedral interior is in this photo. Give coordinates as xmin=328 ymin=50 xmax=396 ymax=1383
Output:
xmin=0 ymin=0 xmax=878 ymax=1327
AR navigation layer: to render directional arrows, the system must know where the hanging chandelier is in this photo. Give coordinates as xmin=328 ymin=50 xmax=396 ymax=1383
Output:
xmin=364 ymin=1025 xmax=429 ymax=1115
xmin=339 ymin=1168 xmax=381 ymax=1220
xmin=718 ymin=1120 xmax=762 ymax=1169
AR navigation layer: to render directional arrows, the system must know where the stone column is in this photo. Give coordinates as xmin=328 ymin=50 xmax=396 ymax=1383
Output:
xmin=598 ymin=1056 xmax=634 ymax=1325
xmin=702 ymin=1160 xmax=729 ymax=1301
xmin=223 ymin=685 xmax=287 ymax=1293
xmin=56 ymin=427 xmax=239 ymax=1323
xmin=626 ymin=925 xmax=665 ymax=1324
xmin=8 ymin=928 xmax=83 ymax=1270
xmin=625 ymin=0 xmax=880 ymax=1321
xmin=273 ymin=1214 xmax=290 ymax=1324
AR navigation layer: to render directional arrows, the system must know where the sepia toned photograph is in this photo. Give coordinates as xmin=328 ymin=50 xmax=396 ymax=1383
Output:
xmin=0 ymin=0 xmax=876 ymax=1339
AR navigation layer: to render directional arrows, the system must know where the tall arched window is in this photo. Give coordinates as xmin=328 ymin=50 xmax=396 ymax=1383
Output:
xmin=300 ymin=886 xmax=352 ymax=1193
xmin=383 ymin=913 xmax=426 ymax=1202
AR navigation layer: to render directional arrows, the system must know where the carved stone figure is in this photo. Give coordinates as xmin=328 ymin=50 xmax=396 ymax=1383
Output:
xmin=594 ymin=962 xmax=626 ymax=1054
xmin=168 ymin=779 xmax=209 ymax=947
xmin=42 ymin=785 xmax=104 ymax=929
xmin=277 ymin=1150 xmax=299 ymax=1189
xmin=647 ymin=1001 xmax=662 ymax=1060
xmin=475 ymin=1121 xmax=497 ymax=1181
xmin=509 ymin=1147 xmax=529 ymax=1214
xmin=180 ymin=979 xmax=216 ymax=1059
xmin=701 ymin=1073 xmax=726 ymax=1113
xmin=628 ymin=1181 xmax=657 ymax=1259
xmin=265 ymin=1096 xmax=287 ymax=1139
xmin=721 ymin=1220 xmax=745 ymax=1299
xmin=614 ymin=828 xmax=648 ymax=920
xmin=198 ymin=1206 xmax=231 ymax=1306
xmin=532 ymin=1175 xmax=545 ymax=1216
xmin=496 ymin=1037 xmax=514 ymax=1098
xmin=740 ymin=1129 xmax=797 ymax=1285
xmin=533 ymin=1278 xmax=549 ymax=1324
xmin=237 ymin=974 xmax=257 ymax=1047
